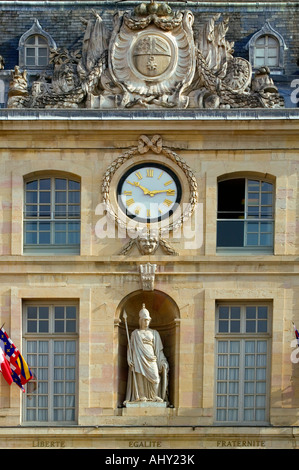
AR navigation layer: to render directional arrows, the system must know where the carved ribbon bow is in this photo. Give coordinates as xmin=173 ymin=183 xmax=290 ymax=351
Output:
xmin=138 ymin=135 xmax=162 ymax=154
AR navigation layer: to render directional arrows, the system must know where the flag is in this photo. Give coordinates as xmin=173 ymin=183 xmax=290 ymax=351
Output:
xmin=293 ymin=323 xmax=299 ymax=347
xmin=0 ymin=343 xmax=13 ymax=385
xmin=0 ymin=327 xmax=33 ymax=392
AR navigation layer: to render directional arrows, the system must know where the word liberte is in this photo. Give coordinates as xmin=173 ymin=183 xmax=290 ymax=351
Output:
xmin=95 ymin=201 xmax=204 ymax=250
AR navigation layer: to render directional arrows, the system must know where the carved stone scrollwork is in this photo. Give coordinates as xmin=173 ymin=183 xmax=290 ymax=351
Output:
xmin=7 ymin=2 xmax=284 ymax=110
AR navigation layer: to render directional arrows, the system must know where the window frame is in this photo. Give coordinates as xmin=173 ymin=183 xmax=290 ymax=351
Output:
xmin=22 ymin=300 xmax=79 ymax=426
xmin=216 ymin=176 xmax=275 ymax=254
xmin=23 ymin=175 xmax=81 ymax=255
xmin=214 ymin=302 xmax=272 ymax=426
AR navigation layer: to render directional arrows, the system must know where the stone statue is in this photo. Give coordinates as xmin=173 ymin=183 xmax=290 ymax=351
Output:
xmin=123 ymin=304 xmax=169 ymax=405
xmin=251 ymin=66 xmax=278 ymax=94
xmin=7 ymin=66 xmax=29 ymax=108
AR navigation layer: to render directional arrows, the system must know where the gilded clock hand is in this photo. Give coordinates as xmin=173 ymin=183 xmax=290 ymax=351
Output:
xmin=148 ymin=189 xmax=175 ymax=196
xmin=126 ymin=180 xmax=151 ymax=195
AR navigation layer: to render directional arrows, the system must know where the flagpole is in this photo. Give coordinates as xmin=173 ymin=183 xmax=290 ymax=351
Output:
xmin=123 ymin=310 xmax=139 ymax=401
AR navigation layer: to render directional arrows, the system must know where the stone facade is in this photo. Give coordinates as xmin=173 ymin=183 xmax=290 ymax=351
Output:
xmin=0 ymin=0 xmax=298 ymax=451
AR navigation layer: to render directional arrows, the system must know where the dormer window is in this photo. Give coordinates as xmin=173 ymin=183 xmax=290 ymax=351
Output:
xmin=245 ymin=22 xmax=287 ymax=74
xmin=19 ymin=19 xmax=56 ymax=69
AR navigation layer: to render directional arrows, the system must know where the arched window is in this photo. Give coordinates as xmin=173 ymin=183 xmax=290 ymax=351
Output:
xmin=217 ymin=177 xmax=274 ymax=253
xmin=245 ymin=22 xmax=287 ymax=73
xmin=254 ymin=35 xmax=279 ymax=68
xmin=18 ymin=19 xmax=56 ymax=69
xmin=24 ymin=35 xmax=49 ymax=67
xmin=24 ymin=175 xmax=81 ymax=254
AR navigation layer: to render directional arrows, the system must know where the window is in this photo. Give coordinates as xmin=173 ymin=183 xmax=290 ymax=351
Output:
xmin=245 ymin=22 xmax=287 ymax=74
xmin=215 ymin=303 xmax=271 ymax=424
xmin=217 ymin=177 xmax=274 ymax=253
xmin=18 ymin=19 xmax=57 ymax=69
xmin=254 ymin=35 xmax=279 ymax=68
xmin=23 ymin=302 xmax=78 ymax=424
xmin=25 ymin=35 xmax=49 ymax=67
xmin=24 ymin=176 xmax=81 ymax=254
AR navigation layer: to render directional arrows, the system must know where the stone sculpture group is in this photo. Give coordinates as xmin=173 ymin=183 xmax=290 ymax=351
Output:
xmin=7 ymin=2 xmax=284 ymax=110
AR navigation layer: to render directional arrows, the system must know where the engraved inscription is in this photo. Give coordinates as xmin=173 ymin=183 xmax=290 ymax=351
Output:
xmin=129 ymin=440 xmax=162 ymax=447
xmin=33 ymin=440 xmax=66 ymax=448
xmin=217 ymin=440 xmax=266 ymax=448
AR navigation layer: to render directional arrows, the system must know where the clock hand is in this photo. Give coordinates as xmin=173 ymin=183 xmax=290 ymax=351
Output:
xmin=148 ymin=189 xmax=175 ymax=196
xmin=126 ymin=180 xmax=151 ymax=195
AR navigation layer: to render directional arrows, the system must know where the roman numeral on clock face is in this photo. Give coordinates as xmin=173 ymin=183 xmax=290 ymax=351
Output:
xmin=126 ymin=198 xmax=135 ymax=207
xmin=146 ymin=169 xmax=154 ymax=177
xmin=163 ymin=199 xmax=173 ymax=207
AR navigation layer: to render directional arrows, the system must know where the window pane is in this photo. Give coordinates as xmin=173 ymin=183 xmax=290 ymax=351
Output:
xmin=219 ymin=307 xmax=229 ymax=319
xmin=26 ymin=191 xmax=38 ymax=204
xmin=68 ymin=192 xmax=80 ymax=204
xmin=37 ymin=36 xmax=47 ymax=45
xmin=27 ymin=180 xmax=38 ymax=190
xmin=40 ymin=192 xmax=50 ymax=204
xmin=55 ymin=306 xmax=64 ymax=319
xmin=38 ymin=56 xmax=48 ymax=66
xmin=26 ymin=48 xmax=35 ymax=57
xmin=231 ymin=320 xmax=240 ymax=332
xmin=231 ymin=307 xmax=240 ymax=319
xmin=218 ymin=179 xmax=245 ymax=219
xmin=217 ymin=221 xmax=244 ymax=247
xmin=39 ymin=232 xmax=50 ymax=244
xmin=26 ymin=36 xmax=36 ymax=45
xmin=38 ymin=47 xmax=48 ymax=57
xmin=55 ymin=179 xmax=67 ymax=190
xmin=26 ymin=232 xmax=37 ymax=244
xmin=26 ymin=57 xmax=35 ymax=65
xmin=219 ymin=320 xmax=229 ymax=333
xmin=40 ymin=179 xmax=51 ymax=190
xmin=55 ymin=192 xmax=66 ymax=203
xmin=69 ymin=180 xmax=80 ymax=190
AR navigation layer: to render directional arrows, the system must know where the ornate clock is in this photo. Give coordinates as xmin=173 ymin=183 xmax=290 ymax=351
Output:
xmin=102 ymin=135 xmax=198 ymax=255
xmin=117 ymin=163 xmax=182 ymax=223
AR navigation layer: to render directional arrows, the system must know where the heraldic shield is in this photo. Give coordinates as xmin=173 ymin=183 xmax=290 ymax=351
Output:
xmin=109 ymin=7 xmax=196 ymax=108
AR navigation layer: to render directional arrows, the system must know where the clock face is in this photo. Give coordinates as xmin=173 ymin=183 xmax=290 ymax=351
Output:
xmin=117 ymin=163 xmax=182 ymax=223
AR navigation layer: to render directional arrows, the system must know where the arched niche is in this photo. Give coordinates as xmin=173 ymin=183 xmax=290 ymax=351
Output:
xmin=116 ymin=289 xmax=180 ymax=408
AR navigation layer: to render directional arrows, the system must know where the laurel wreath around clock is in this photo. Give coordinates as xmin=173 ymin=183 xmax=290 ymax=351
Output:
xmin=101 ymin=135 xmax=198 ymax=235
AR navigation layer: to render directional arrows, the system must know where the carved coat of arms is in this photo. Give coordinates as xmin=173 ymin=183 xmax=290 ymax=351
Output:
xmin=109 ymin=5 xmax=195 ymax=108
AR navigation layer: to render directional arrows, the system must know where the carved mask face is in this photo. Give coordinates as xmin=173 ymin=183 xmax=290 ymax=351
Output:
xmin=136 ymin=235 xmax=159 ymax=254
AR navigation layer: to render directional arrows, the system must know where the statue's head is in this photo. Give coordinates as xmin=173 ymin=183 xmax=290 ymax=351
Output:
xmin=139 ymin=303 xmax=151 ymax=327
